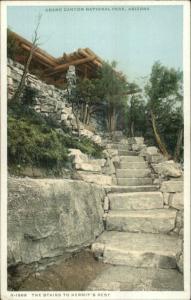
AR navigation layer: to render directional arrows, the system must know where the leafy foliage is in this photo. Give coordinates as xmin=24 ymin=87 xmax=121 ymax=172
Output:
xmin=21 ymin=86 xmax=38 ymax=106
xmin=8 ymin=116 xmax=68 ymax=169
xmin=76 ymin=78 xmax=100 ymax=105
xmin=97 ymin=62 xmax=128 ymax=107
xmin=145 ymin=62 xmax=183 ymax=159
xmin=145 ymin=61 xmax=182 ymax=109
xmin=124 ymin=62 xmax=183 ymax=161
xmin=96 ymin=61 xmax=128 ymax=132
xmin=71 ymin=62 xmax=128 ymax=132
xmin=8 ymin=102 xmax=104 ymax=175
xmin=125 ymin=82 xmax=146 ymax=136
xmin=75 ymin=78 xmax=102 ymax=125
xmin=125 ymin=94 xmax=147 ymax=137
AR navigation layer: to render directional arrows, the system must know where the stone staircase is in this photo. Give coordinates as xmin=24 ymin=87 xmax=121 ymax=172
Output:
xmin=89 ymin=137 xmax=183 ymax=291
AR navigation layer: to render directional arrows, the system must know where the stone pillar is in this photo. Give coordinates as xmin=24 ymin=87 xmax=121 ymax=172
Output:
xmin=66 ymin=65 xmax=76 ymax=98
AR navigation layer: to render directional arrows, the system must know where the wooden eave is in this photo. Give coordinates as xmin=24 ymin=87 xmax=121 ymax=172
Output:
xmin=9 ymin=30 xmax=103 ymax=87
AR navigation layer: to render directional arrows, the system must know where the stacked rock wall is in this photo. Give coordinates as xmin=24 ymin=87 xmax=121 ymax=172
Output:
xmin=129 ymin=137 xmax=184 ymax=273
xmin=7 ymin=58 xmax=102 ymax=144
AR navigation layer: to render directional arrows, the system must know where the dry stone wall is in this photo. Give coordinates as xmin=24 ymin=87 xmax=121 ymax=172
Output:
xmin=7 ymin=58 xmax=102 ymax=145
xmin=130 ymin=137 xmax=184 ymax=273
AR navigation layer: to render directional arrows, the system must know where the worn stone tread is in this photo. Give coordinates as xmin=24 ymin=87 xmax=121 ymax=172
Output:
xmin=116 ymin=168 xmax=151 ymax=178
xmin=118 ymin=161 xmax=148 ymax=169
xmin=88 ymin=266 xmax=183 ymax=291
xmin=118 ymin=150 xmax=138 ymax=156
xmin=106 ymin=144 xmax=131 ymax=150
xmin=104 ymin=185 xmax=159 ymax=193
xmin=117 ymin=177 xmax=153 ymax=186
xmin=108 ymin=192 xmax=163 ymax=210
xmin=92 ymin=231 xmax=182 ymax=268
xmin=106 ymin=209 xmax=177 ymax=233
xmin=120 ymin=156 xmax=145 ymax=162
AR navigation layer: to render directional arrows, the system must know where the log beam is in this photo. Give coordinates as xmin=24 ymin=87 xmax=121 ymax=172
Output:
xmin=85 ymin=48 xmax=103 ymax=64
xmin=78 ymin=49 xmax=102 ymax=67
xmin=45 ymin=55 xmax=97 ymax=76
xmin=10 ymin=30 xmax=58 ymax=64
xmin=21 ymin=44 xmax=58 ymax=67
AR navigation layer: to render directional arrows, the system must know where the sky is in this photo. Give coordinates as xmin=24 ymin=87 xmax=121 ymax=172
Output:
xmin=7 ymin=4 xmax=183 ymax=84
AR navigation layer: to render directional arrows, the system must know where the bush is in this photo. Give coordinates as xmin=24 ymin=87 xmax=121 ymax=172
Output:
xmin=21 ymin=86 xmax=38 ymax=106
xmin=75 ymin=136 xmax=103 ymax=158
xmin=8 ymin=116 xmax=68 ymax=170
xmin=8 ymin=102 xmax=103 ymax=175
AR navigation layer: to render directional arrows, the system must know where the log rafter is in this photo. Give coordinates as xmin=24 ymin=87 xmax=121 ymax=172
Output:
xmin=45 ymin=55 xmax=98 ymax=76
xmin=9 ymin=30 xmax=103 ymax=87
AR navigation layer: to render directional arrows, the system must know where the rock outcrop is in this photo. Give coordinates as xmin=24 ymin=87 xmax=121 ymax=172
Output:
xmin=8 ymin=177 xmax=105 ymax=267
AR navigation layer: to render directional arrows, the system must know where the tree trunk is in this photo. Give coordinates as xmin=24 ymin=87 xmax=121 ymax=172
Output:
xmin=151 ymin=111 xmax=170 ymax=158
xmin=80 ymin=103 xmax=84 ymax=122
xmin=174 ymin=128 xmax=183 ymax=162
xmin=86 ymin=105 xmax=102 ymax=125
xmin=86 ymin=108 xmax=90 ymax=125
xmin=83 ymin=103 xmax=88 ymax=124
xmin=110 ymin=107 xmax=116 ymax=132
xmin=12 ymin=49 xmax=34 ymax=102
xmin=128 ymin=95 xmax=133 ymax=137
xmin=107 ymin=105 xmax=116 ymax=135
xmin=130 ymin=121 xmax=134 ymax=137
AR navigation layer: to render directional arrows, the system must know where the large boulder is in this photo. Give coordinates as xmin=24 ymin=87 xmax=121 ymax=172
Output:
xmin=69 ymin=149 xmax=89 ymax=164
xmin=68 ymin=149 xmax=106 ymax=172
xmin=102 ymin=158 xmax=116 ymax=175
xmin=127 ymin=137 xmax=145 ymax=152
xmin=128 ymin=137 xmax=144 ymax=145
xmin=152 ymin=161 xmax=182 ymax=178
xmin=8 ymin=177 xmax=105 ymax=266
xmin=77 ymin=172 xmax=113 ymax=186
xmin=91 ymin=135 xmax=102 ymax=145
xmin=140 ymin=146 xmax=158 ymax=156
xmin=140 ymin=146 xmax=165 ymax=163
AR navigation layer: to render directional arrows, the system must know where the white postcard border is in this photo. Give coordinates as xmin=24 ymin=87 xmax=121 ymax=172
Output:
xmin=1 ymin=1 xmax=190 ymax=300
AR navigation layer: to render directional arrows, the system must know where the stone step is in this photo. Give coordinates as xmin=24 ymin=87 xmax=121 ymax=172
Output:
xmin=92 ymin=231 xmax=182 ymax=269
xmin=105 ymin=185 xmax=159 ymax=193
xmin=108 ymin=192 xmax=164 ymax=210
xmin=88 ymin=266 xmax=183 ymax=291
xmin=106 ymin=209 xmax=176 ymax=233
xmin=118 ymin=150 xmax=137 ymax=156
xmin=117 ymin=177 xmax=153 ymax=186
xmin=120 ymin=156 xmax=145 ymax=163
xmin=107 ymin=143 xmax=131 ymax=150
xmin=119 ymin=161 xmax=148 ymax=169
xmin=116 ymin=168 xmax=151 ymax=178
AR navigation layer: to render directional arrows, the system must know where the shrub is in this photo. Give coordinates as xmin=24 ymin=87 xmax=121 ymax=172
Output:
xmin=21 ymin=86 xmax=38 ymax=106
xmin=8 ymin=102 xmax=103 ymax=175
xmin=8 ymin=116 xmax=68 ymax=170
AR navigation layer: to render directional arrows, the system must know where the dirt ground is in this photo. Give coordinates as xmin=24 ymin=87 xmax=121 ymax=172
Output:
xmin=17 ymin=250 xmax=108 ymax=291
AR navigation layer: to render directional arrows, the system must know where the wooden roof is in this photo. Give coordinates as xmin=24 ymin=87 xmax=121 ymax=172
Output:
xmin=9 ymin=30 xmax=103 ymax=88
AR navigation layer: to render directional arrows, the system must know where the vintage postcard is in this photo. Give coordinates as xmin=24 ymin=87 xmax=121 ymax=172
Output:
xmin=1 ymin=1 xmax=190 ymax=300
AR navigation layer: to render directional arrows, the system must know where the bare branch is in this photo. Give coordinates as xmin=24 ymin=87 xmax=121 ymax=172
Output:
xmin=32 ymin=13 xmax=42 ymax=46
xmin=12 ymin=13 xmax=43 ymax=103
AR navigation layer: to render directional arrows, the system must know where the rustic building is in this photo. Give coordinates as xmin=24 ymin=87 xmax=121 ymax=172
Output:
xmin=8 ymin=30 xmax=103 ymax=88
